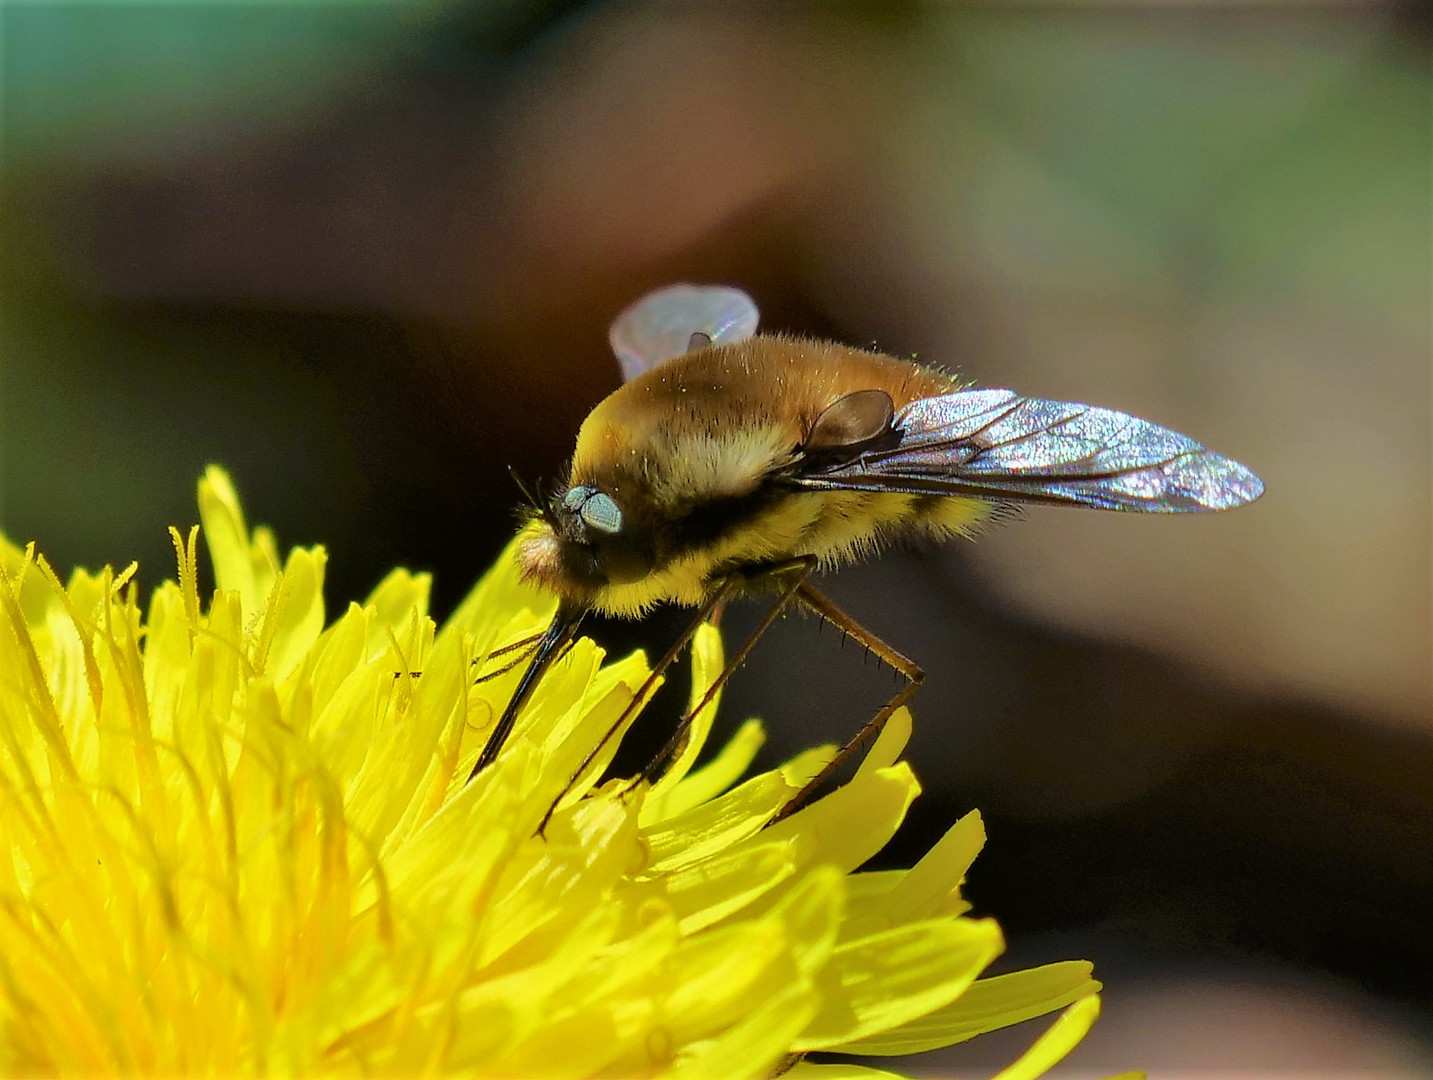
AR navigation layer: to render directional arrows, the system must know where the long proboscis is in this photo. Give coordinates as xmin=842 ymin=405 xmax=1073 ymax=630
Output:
xmin=469 ymin=602 xmax=585 ymax=780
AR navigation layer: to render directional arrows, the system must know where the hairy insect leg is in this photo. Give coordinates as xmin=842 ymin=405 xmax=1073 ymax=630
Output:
xmin=469 ymin=630 xmax=546 ymax=684
xmin=485 ymin=631 xmax=546 ymax=661
xmin=400 ymin=630 xmax=547 ymax=682
xmin=638 ymin=557 xmax=817 ymax=789
xmin=767 ymin=583 xmax=925 ymax=826
xmin=534 ymin=576 xmax=739 ymax=835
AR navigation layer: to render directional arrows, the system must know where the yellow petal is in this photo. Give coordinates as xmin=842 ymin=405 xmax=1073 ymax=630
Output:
xmin=443 ymin=524 xmax=556 ymax=640
xmin=366 ymin=741 xmax=534 ymax=935
xmin=852 ymin=705 xmax=912 ymax=781
xmin=642 ymin=770 xmax=799 ymax=874
xmin=647 ymin=717 xmax=766 ymax=822
xmin=990 ymin=994 xmax=1103 ymax=1080
xmin=659 ymin=919 xmax=802 ymax=1048
xmin=646 ymin=621 xmax=725 ymax=804
xmin=660 ymin=838 xmax=801 ymax=934
xmin=768 ymin=865 xmax=844 ymax=979
xmin=840 ymin=960 xmax=1099 ymax=1055
xmin=670 ymin=982 xmax=819 ymax=1080
xmin=562 ymin=906 xmax=681 ymax=1009
xmin=784 ymin=1064 xmax=910 ymax=1080
xmin=348 ymin=622 xmax=468 ymax=845
xmin=762 ymin=762 xmax=921 ymax=876
xmin=835 ymin=810 xmax=983 ymax=944
xmin=363 ymin=566 xmax=432 ymax=629
xmin=794 ymin=917 xmax=1004 ymax=1051
xmin=543 ymin=649 xmax=654 ymax=807
xmin=197 ymin=464 xmax=276 ymax=617
xmin=881 ymin=809 xmax=984 ymax=924
xmin=481 ymin=1002 xmax=623 ymax=1077
xmin=252 ymin=545 xmax=327 ymax=681
xmin=478 ymin=796 xmax=642 ymax=971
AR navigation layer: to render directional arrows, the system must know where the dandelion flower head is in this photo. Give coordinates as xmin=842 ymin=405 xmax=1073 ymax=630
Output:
xmin=0 ymin=466 xmax=1102 ymax=1077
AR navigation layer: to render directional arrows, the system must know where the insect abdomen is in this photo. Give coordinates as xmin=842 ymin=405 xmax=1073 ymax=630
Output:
xmin=796 ymin=489 xmax=990 ymax=567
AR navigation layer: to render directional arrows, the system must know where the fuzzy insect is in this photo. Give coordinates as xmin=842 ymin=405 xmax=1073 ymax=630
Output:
xmin=473 ymin=284 xmax=1263 ymax=825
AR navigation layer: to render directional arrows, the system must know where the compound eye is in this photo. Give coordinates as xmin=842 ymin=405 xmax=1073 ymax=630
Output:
xmin=561 ymin=486 xmax=590 ymax=512
xmin=579 ymin=492 xmax=623 ymax=535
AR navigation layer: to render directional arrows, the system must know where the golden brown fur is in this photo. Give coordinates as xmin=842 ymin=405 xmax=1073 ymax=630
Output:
xmin=518 ymin=336 xmax=988 ymax=616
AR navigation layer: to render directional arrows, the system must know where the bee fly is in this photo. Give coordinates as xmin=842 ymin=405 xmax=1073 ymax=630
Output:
xmin=471 ymin=284 xmax=1263 ymax=826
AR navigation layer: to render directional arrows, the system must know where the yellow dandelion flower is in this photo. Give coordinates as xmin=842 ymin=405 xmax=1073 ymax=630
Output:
xmin=0 ymin=466 xmax=1103 ymax=1077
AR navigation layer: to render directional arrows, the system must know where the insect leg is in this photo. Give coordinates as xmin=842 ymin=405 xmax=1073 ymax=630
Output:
xmin=768 ymin=583 xmax=925 ymax=825
xmin=473 ymin=637 xmax=580 ymax=687
xmin=534 ymin=576 xmax=739 ymax=835
xmin=470 ymin=630 xmax=546 ymax=684
xmin=404 ymin=631 xmax=547 ymax=683
xmin=639 ymin=556 xmax=817 ymax=788
xmin=484 ymin=631 xmax=546 ymax=661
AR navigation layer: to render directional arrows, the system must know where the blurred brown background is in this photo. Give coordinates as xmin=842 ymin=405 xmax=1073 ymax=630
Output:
xmin=2 ymin=2 xmax=1430 ymax=1075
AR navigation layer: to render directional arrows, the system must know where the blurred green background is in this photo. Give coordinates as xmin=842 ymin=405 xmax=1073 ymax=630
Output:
xmin=2 ymin=3 xmax=1430 ymax=1075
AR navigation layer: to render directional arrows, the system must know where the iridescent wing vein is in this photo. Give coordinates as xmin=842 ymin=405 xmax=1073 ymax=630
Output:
xmin=789 ymin=389 xmax=1264 ymax=512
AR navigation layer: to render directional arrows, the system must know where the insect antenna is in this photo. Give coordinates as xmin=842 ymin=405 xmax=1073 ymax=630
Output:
xmin=507 ymin=464 xmax=559 ymax=531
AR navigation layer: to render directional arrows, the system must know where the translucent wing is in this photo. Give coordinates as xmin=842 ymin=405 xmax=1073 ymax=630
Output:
xmin=790 ymin=389 xmax=1264 ymax=512
xmin=609 ymin=284 xmax=759 ymax=382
